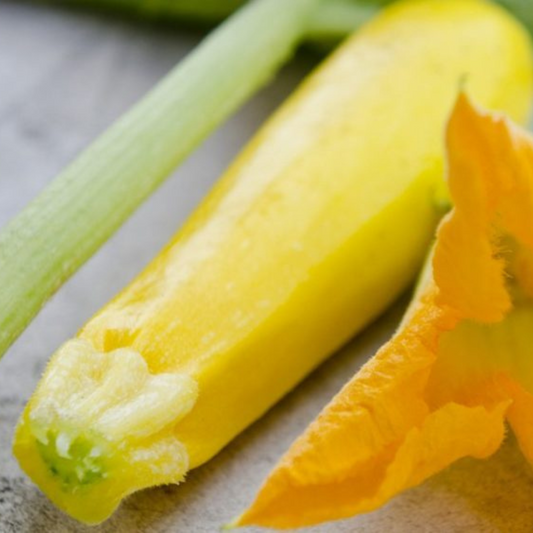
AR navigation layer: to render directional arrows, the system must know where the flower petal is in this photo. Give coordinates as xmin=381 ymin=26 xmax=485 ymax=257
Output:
xmin=238 ymin=94 xmax=533 ymax=529
xmin=237 ymin=288 xmax=508 ymax=528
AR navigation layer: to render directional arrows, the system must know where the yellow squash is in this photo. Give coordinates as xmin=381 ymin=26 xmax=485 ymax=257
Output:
xmin=14 ymin=0 xmax=532 ymax=524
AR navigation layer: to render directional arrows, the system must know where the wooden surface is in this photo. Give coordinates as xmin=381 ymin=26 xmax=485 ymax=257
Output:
xmin=1 ymin=2 xmax=533 ymax=531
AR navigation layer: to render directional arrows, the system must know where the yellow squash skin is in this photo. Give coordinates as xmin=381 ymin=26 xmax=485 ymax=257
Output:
xmin=14 ymin=0 xmax=533 ymax=524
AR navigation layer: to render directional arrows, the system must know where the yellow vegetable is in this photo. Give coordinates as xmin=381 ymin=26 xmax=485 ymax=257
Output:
xmin=237 ymin=93 xmax=533 ymax=529
xmin=14 ymin=0 xmax=532 ymax=524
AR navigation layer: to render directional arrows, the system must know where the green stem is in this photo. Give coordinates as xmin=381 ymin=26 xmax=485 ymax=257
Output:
xmin=49 ymin=0 xmax=533 ymax=37
xmin=497 ymin=0 xmax=533 ymax=34
xmin=0 ymin=0 xmax=322 ymax=358
xmin=54 ymin=0 xmax=246 ymax=24
xmin=47 ymin=0 xmax=378 ymax=48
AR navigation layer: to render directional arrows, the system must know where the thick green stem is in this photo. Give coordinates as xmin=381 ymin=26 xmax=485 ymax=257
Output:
xmin=0 ymin=0 xmax=322 ymax=358
xmin=44 ymin=0 xmax=533 ymax=37
xmin=497 ymin=0 xmax=533 ymax=34
xmin=46 ymin=0 xmax=378 ymax=48
xmin=54 ymin=0 xmax=246 ymax=23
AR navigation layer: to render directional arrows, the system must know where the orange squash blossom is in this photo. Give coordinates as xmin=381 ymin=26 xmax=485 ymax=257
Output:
xmin=237 ymin=94 xmax=533 ymax=529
